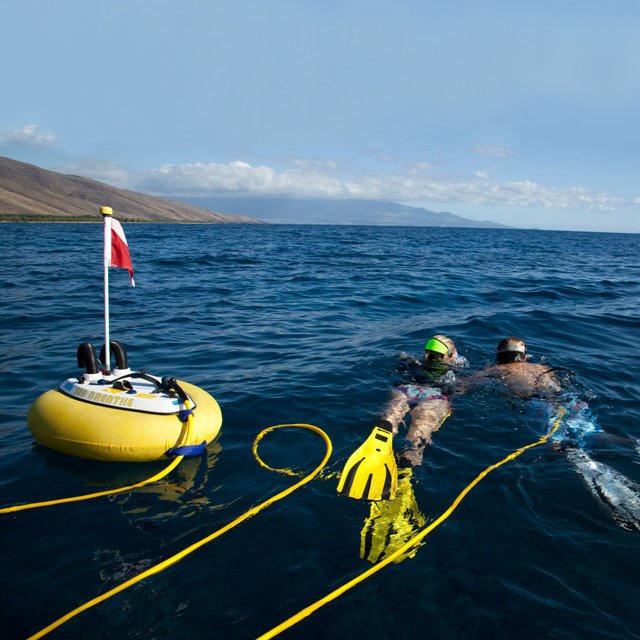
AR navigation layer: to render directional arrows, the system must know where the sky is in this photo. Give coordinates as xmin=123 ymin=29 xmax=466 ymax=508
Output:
xmin=2 ymin=0 xmax=639 ymax=232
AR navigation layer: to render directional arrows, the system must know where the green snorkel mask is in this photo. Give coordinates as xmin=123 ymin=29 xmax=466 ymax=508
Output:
xmin=423 ymin=338 xmax=448 ymax=377
xmin=424 ymin=338 xmax=449 ymax=356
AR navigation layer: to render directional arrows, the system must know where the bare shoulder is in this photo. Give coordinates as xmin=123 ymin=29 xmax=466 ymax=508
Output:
xmin=457 ymin=361 xmax=561 ymax=397
xmin=503 ymin=362 xmax=561 ymax=396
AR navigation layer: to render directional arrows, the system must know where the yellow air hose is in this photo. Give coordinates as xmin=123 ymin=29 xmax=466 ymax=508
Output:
xmin=18 ymin=410 xmax=563 ymax=640
xmin=0 ymin=400 xmax=197 ymax=515
xmin=256 ymin=409 xmax=566 ymax=639
xmin=26 ymin=423 xmax=332 ymax=640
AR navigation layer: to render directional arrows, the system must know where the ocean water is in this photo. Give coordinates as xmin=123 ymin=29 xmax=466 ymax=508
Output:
xmin=1 ymin=223 xmax=639 ymax=640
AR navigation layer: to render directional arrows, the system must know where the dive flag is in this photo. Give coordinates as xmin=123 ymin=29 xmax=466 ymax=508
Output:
xmin=109 ymin=218 xmax=135 ymax=286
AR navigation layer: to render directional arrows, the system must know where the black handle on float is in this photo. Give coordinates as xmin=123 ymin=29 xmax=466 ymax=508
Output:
xmin=100 ymin=341 xmax=128 ymax=370
xmin=161 ymin=377 xmax=190 ymax=402
xmin=77 ymin=343 xmax=100 ymax=375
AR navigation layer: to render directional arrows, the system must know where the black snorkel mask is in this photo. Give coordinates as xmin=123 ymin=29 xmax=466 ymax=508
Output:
xmin=496 ymin=350 xmax=527 ymax=364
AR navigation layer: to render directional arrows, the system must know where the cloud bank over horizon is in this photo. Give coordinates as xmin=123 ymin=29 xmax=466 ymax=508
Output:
xmin=70 ymin=155 xmax=628 ymax=214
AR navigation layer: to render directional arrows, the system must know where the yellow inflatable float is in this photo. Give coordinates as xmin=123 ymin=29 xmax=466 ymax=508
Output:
xmin=28 ymin=341 xmax=222 ymax=462
xmin=26 ymin=207 xmax=222 ymax=462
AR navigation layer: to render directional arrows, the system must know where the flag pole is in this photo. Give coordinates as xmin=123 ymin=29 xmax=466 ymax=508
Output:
xmin=101 ymin=206 xmax=113 ymax=373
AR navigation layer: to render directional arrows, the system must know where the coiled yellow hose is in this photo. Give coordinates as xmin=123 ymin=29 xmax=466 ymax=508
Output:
xmin=26 ymin=423 xmax=331 ymax=640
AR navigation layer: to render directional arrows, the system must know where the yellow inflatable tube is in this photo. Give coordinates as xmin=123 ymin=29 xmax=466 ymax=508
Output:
xmin=27 ymin=380 xmax=222 ymax=462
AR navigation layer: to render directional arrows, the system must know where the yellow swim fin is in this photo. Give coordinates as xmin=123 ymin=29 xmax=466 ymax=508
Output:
xmin=337 ymin=426 xmax=398 ymax=501
xmin=359 ymin=469 xmax=426 ymax=564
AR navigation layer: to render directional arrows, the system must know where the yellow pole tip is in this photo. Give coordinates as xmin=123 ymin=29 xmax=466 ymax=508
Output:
xmin=100 ymin=206 xmax=113 ymax=216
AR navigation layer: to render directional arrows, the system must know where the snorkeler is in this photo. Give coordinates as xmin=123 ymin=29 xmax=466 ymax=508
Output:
xmin=467 ymin=336 xmax=631 ymax=447
xmin=338 ymin=334 xmax=466 ymax=501
xmin=340 ymin=334 xmax=467 ymax=564
xmin=378 ymin=334 xmax=466 ymax=467
xmin=465 ymin=336 xmax=562 ymax=399
xmin=468 ymin=336 xmax=640 ymax=532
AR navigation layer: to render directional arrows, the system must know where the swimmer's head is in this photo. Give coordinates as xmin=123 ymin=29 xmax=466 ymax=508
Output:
xmin=424 ymin=334 xmax=458 ymax=363
xmin=496 ymin=336 xmax=527 ymax=364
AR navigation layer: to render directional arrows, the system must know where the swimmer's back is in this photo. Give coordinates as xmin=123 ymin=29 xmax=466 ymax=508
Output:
xmin=485 ymin=362 xmax=562 ymax=398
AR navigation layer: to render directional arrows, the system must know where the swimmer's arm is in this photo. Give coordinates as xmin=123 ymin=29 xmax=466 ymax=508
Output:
xmin=453 ymin=366 xmax=500 ymax=394
xmin=537 ymin=369 xmax=563 ymax=394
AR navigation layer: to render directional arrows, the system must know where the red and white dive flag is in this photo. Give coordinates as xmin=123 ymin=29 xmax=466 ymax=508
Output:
xmin=108 ymin=218 xmax=135 ymax=286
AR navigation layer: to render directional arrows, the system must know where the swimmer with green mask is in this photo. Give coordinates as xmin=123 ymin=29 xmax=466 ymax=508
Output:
xmin=380 ymin=334 xmax=463 ymax=468
xmin=345 ymin=334 xmax=464 ymax=564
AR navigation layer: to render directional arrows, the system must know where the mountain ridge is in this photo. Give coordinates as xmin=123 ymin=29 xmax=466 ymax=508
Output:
xmin=175 ymin=195 xmax=510 ymax=228
xmin=0 ymin=157 xmax=259 ymax=223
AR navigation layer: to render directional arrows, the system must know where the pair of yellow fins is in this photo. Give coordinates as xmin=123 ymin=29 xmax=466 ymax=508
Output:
xmin=337 ymin=426 xmax=426 ymax=564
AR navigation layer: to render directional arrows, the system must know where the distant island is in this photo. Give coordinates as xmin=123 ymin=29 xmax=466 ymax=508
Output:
xmin=0 ymin=156 xmax=508 ymax=227
xmin=0 ymin=157 xmax=259 ymax=223
xmin=175 ymin=195 xmax=510 ymax=227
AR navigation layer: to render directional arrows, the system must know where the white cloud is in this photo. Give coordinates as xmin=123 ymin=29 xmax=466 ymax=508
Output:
xmin=55 ymin=154 xmax=633 ymax=216
xmin=133 ymin=159 xmax=627 ymax=213
xmin=472 ymin=144 xmax=515 ymax=158
xmin=0 ymin=124 xmax=56 ymax=147
xmin=139 ymin=161 xmax=350 ymax=198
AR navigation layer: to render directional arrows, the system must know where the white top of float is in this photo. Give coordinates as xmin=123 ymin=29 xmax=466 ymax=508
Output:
xmin=59 ymin=373 xmax=195 ymax=415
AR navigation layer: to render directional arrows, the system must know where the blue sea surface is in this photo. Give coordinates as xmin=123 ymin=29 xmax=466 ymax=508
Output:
xmin=1 ymin=223 xmax=639 ymax=639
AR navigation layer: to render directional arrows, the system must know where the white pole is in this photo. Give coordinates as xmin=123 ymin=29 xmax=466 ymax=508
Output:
xmin=101 ymin=206 xmax=113 ymax=374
